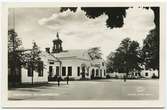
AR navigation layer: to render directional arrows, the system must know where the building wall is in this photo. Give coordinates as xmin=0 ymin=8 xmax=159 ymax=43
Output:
xmin=115 ymin=72 xmax=125 ymax=78
xmin=47 ymin=58 xmax=106 ymax=79
xmin=141 ymin=70 xmax=159 ymax=78
xmin=21 ymin=67 xmax=48 ymax=84
xmin=52 ymin=59 xmax=91 ymax=79
xmin=107 ymin=70 xmax=159 ymax=79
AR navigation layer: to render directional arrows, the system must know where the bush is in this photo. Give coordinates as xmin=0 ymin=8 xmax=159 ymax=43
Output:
xmin=106 ymin=75 xmax=111 ymax=79
xmin=152 ymin=74 xmax=159 ymax=79
xmin=64 ymin=77 xmax=75 ymax=81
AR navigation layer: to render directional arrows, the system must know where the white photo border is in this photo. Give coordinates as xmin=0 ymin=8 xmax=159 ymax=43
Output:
xmin=1 ymin=1 xmax=165 ymax=108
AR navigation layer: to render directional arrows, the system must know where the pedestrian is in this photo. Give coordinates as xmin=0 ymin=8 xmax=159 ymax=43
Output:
xmin=66 ymin=75 xmax=69 ymax=85
xmin=124 ymin=75 xmax=126 ymax=82
xmin=57 ymin=76 xmax=61 ymax=86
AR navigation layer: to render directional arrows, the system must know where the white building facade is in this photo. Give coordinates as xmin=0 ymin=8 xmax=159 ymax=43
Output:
xmin=46 ymin=50 xmax=106 ymax=80
xmin=44 ymin=33 xmax=106 ymax=80
xmin=20 ymin=51 xmax=58 ymax=84
xmin=17 ymin=33 xmax=107 ymax=84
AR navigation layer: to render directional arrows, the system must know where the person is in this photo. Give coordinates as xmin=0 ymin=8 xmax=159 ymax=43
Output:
xmin=66 ymin=75 xmax=69 ymax=85
xmin=57 ymin=76 xmax=61 ymax=86
xmin=124 ymin=75 xmax=126 ymax=82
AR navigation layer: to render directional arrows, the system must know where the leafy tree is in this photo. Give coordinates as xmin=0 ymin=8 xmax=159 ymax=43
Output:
xmin=142 ymin=29 xmax=159 ymax=70
xmin=24 ymin=41 xmax=42 ymax=85
xmin=60 ymin=7 xmax=127 ymax=28
xmin=8 ymin=29 xmax=23 ymax=85
xmin=107 ymin=38 xmax=141 ymax=75
xmin=141 ymin=7 xmax=159 ymax=72
xmin=8 ymin=29 xmax=22 ymax=52
xmin=60 ymin=7 xmax=159 ymax=29
xmin=88 ymin=47 xmax=102 ymax=60
xmin=106 ymin=52 xmax=115 ymax=73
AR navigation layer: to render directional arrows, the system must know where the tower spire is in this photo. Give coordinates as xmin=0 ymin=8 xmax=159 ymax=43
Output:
xmin=57 ymin=32 xmax=59 ymax=39
xmin=52 ymin=32 xmax=63 ymax=53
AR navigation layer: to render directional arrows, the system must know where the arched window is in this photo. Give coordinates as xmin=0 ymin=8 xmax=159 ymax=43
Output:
xmin=92 ymin=69 xmax=95 ymax=75
xmin=96 ymin=69 xmax=99 ymax=76
xmin=145 ymin=72 xmax=148 ymax=76
xmin=100 ymin=69 xmax=102 ymax=77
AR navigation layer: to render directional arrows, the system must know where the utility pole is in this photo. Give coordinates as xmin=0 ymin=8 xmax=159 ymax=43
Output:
xmin=31 ymin=42 xmax=35 ymax=85
xmin=10 ymin=29 xmax=17 ymax=86
xmin=12 ymin=8 xmax=16 ymax=86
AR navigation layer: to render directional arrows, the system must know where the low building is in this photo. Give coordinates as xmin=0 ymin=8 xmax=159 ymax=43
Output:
xmin=20 ymin=51 xmax=58 ymax=84
xmin=140 ymin=69 xmax=159 ymax=78
xmin=45 ymin=33 xmax=106 ymax=80
xmin=106 ymin=72 xmax=125 ymax=79
xmin=9 ymin=32 xmax=107 ymax=84
xmin=106 ymin=69 xmax=159 ymax=79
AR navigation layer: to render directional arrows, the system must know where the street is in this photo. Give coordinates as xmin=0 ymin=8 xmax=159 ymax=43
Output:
xmin=8 ymin=79 xmax=159 ymax=100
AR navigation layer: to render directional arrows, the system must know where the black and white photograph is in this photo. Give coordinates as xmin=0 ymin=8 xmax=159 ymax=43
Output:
xmin=1 ymin=2 xmax=165 ymax=108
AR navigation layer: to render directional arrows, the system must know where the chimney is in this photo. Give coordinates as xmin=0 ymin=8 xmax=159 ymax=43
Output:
xmin=45 ymin=47 xmax=50 ymax=53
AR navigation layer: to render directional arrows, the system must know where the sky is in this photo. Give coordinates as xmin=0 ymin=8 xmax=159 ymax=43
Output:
xmin=8 ymin=7 xmax=155 ymax=59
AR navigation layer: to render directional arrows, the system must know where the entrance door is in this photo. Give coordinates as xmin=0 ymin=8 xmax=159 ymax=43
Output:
xmin=56 ymin=66 xmax=59 ymax=76
xmin=48 ymin=66 xmax=53 ymax=81
xmin=100 ymin=69 xmax=102 ymax=78
xmin=91 ymin=69 xmax=95 ymax=79
xmin=81 ymin=66 xmax=85 ymax=79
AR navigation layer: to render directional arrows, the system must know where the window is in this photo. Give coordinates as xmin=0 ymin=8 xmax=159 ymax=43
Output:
xmin=92 ymin=69 xmax=95 ymax=75
xmin=96 ymin=69 xmax=99 ymax=76
xmin=49 ymin=66 xmax=53 ymax=77
xmin=62 ymin=67 xmax=66 ymax=76
xmin=82 ymin=67 xmax=85 ymax=73
xmin=49 ymin=61 xmax=54 ymax=64
xmin=87 ymin=68 xmax=89 ymax=76
xmin=68 ymin=66 xmax=72 ymax=76
xmin=77 ymin=66 xmax=80 ymax=76
xmin=38 ymin=61 xmax=43 ymax=77
xmin=102 ymin=62 xmax=104 ymax=66
xmin=145 ymin=72 xmax=148 ymax=76
xmin=100 ymin=69 xmax=102 ymax=77
xmin=28 ymin=63 xmax=33 ymax=77
xmin=56 ymin=66 xmax=59 ymax=76
xmin=135 ymin=73 xmax=138 ymax=76
xmin=104 ymin=70 xmax=106 ymax=76
xmin=28 ymin=66 xmax=33 ymax=76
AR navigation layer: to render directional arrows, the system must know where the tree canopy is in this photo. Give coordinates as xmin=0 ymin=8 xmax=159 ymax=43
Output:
xmin=8 ymin=29 xmax=23 ymax=68
xmin=142 ymin=29 xmax=159 ymax=70
xmin=88 ymin=47 xmax=102 ymax=60
xmin=107 ymin=38 xmax=141 ymax=74
xmin=60 ymin=7 xmax=159 ymax=29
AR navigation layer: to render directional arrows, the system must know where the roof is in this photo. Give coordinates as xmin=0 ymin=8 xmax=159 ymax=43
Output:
xmin=40 ymin=51 xmax=59 ymax=61
xmin=41 ymin=49 xmax=106 ymax=63
xmin=52 ymin=49 xmax=91 ymax=61
xmin=91 ymin=58 xmax=104 ymax=63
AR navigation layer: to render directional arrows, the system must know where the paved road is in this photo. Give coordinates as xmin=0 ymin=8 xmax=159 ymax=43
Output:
xmin=8 ymin=79 xmax=159 ymax=100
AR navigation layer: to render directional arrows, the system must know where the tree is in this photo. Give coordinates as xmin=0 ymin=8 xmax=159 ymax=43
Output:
xmin=106 ymin=52 xmax=115 ymax=73
xmin=30 ymin=42 xmax=41 ymax=85
xmin=142 ymin=29 xmax=159 ymax=70
xmin=24 ymin=41 xmax=42 ymax=85
xmin=141 ymin=7 xmax=159 ymax=72
xmin=8 ymin=29 xmax=23 ymax=86
xmin=8 ymin=29 xmax=22 ymax=52
xmin=88 ymin=47 xmax=102 ymax=60
xmin=107 ymin=38 xmax=141 ymax=75
xmin=60 ymin=7 xmax=127 ymax=28
xmin=60 ymin=7 xmax=159 ymax=29
xmin=114 ymin=38 xmax=131 ymax=73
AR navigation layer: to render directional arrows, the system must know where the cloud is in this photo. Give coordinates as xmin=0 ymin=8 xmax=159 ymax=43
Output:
xmin=8 ymin=8 xmax=60 ymax=50
xmin=38 ymin=7 xmax=155 ymax=59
